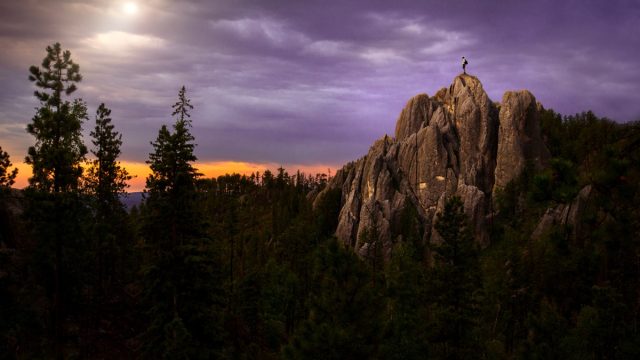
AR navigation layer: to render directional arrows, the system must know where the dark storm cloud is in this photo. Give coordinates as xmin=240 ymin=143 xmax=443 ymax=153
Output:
xmin=1 ymin=0 xmax=639 ymax=168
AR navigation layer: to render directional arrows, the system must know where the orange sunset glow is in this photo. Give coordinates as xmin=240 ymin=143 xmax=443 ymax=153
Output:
xmin=12 ymin=161 xmax=336 ymax=192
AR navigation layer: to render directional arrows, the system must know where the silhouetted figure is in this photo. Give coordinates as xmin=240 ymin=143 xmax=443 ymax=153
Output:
xmin=462 ymin=56 xmax=468 ymax=74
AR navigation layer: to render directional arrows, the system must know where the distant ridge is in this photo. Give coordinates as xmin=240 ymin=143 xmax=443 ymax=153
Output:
xmin=120 ymin=192 xmax=144 ymax=211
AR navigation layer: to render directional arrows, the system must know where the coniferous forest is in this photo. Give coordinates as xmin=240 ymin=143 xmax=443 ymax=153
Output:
xmin=1 ymin=43 xmax=640 ymax=359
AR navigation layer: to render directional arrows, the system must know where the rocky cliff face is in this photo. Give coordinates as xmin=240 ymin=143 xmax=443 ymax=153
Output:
xmin=494 ymin=90 xmax=551 ymax=192
xmin=315 ymin=74 xmax=550 ymax=256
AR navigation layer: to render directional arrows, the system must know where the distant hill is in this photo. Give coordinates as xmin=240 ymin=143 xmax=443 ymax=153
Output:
xmin=120 ymin=192 xmax=144 ymax=211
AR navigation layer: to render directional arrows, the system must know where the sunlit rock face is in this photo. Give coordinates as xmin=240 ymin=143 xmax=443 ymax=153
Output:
xmin=315 ymin=74 xmax=551 ymax=257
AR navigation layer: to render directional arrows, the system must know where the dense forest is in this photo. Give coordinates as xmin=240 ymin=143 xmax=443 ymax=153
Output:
xmin=1 ymin=43 xmax=640 ymax=359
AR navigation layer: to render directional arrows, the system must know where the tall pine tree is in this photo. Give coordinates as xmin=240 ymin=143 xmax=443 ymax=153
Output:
xmin=172 ymin=85 xmax=193 ymax=124
xmin=142 ymin=86 xmax=223 ymax=359
xmin=86 ymin=103 xmax=130 ymax=213
xmin=381 ymin=241 xmax=430 ymax=359
xmin=86 ymin=103 xmax=132 ymax=298
xmin=0 ymin=146 xmax=18 ymax=244
xmin=24 ymin=42 xmax=88 ymax=358
xmin=0 ymin=146 xmax=20 ymax=360
xmin=0 ymin=146 xmax=18 ymax=188
xmin=26 ymin=42 xmax=87 ymax=193
xmin=283 ymin=238 xmax=382 ymax=359
xmin=429 ymin=196 xmax=481 ymax=359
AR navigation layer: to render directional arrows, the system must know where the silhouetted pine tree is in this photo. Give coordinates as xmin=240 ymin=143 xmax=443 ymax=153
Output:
xmin=0 ymin=146 xmax=18 ymax=244
xmin=86 ymin=103 xmax=132 ymax=297
xmin=429 ymin=196 xmax=481 ymax=359
xmin=283 ymin=238 xmax=382 ymax=359
xmin=0 ymin=146 xmax=20 ymax=355
xmin=562 ymin=286 xmax=640 ymax=359
xmin=26 ymin=42 xmax=86 ymax=193
xmin=87 ymin=103 xmax=130 ymax=212
xmin=172 ymin=85 xmax=194 ymax=124
xmin=24 ymin=42 xmax=89 ymax=358
xmin=141 ymin=86 xmax=223 ymax=359
xmin=380 ymin=241 xmax=430 ymax=360
xmin=0 ymin=146 xmax=18 ymax=188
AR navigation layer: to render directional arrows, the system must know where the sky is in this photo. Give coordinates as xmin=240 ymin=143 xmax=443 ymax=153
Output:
xmin=1 ymin=0 xmax=639 ymax=191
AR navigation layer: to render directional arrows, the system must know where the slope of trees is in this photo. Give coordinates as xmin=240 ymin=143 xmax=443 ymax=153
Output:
xmin=1 ymin=42 xmax=639 ymax=358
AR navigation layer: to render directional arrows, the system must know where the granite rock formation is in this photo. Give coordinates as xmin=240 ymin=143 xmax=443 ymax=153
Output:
xmin=315 ymin=74 xmax=550 ymax=256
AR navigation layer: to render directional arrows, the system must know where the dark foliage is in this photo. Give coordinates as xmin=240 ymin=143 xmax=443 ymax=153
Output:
xmin=0 ymin=146 xmax=18 ymax=188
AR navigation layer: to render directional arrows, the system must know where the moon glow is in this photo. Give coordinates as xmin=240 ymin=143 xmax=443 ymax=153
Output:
xmin=123 ymin=2 xmax=138 ymax=15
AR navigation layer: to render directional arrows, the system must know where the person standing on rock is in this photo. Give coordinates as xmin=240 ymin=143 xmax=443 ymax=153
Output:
xmin=462 ymin=56 xmax=469 ymax=74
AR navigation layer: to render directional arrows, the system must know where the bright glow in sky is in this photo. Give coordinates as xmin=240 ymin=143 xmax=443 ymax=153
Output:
xmin=10 ymin=161 xmax=336 ymax=192
xmin=122 ymin=2 xmax=138 ymax=15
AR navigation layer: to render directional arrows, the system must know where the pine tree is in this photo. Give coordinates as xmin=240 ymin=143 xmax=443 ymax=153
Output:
xmin=380 ymin=241 xmax=430 ymax=360
xmin=563 ymin=286 xmax=640 ymax=359
xmin=0 ymin=146 xmax=18 ymax=244
xmin=283 ymin=238 xmax=382 ymax=359
xmin=0 ymin=146 xmax=18 ymax=188
xmin=142 ymin=86 xmax=223 ymax=358
xmin=26 ymin=42 xmax=87 ymax=193
xmin=87 ymin=103 xmax=130 ymax=212
xmin=172 ymin=85 xmax=194 ymax=124
xmin=86 ymin=103 xmax=131 ymax=297
xmin=24 ymin=42 xmax=89 ymax=358
xmin=0 ymin=148 xmax=19 ymax=345
xmin=429 ymin=196 xmax=481 ymax=359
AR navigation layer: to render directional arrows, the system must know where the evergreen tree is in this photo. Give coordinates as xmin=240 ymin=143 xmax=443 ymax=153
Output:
xmin=26 ymin=42 xmax=87 ymax=193
xmin=24 ymin=42 xmax=88 ymax=358
xmin=141 ymin=86 xmax=223 ymax=358
xmin=283 ymin=238 xmax=382 ymax=359
xmin=0 ymin=146 xmax=18 ymax=244
xmin=86 ymin=103 xmax=132 ymax=297
xmin=86 ymin=103 xmax=130 ymax=212
xmin=563 ymin=286 xmax=640 ymax=359
xmin=381 ymin=241 xmax=430 ymax=360
xmin=429 ymin=196 xmax=481 ymax=359
xmin=0 ymin=147 xmax=21 ymax=356
xmin=172 ymin=85 xmax=194 ymax=124
xmin=0 ymin=146 xmax=18 ymax=188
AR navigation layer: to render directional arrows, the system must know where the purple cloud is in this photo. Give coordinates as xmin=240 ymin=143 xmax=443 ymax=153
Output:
xmin=0 ymin=0 xmax=638 ymax=170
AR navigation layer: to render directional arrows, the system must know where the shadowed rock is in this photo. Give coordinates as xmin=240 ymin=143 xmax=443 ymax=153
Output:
xmin=494 ymin=90 xmax=551 ymax=192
